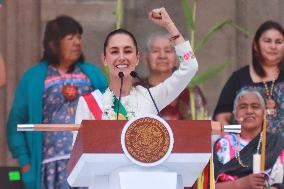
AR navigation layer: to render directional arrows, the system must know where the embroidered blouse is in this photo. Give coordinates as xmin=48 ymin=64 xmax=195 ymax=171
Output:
xmin=216 ymin=133 xmax=284 ymax=185
xmin=75 ymin=41 xmax=198 ymax=123
xmin=42 ymin=65 xmax=94 ymax=163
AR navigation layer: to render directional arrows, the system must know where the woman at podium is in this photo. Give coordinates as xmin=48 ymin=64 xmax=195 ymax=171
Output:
xmin=213 ymin=88 xmax=284 ymax=189
xmin=75 ymin=7 xmax=198 ymax=123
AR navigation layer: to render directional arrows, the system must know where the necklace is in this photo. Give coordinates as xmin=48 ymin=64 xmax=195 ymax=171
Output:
xmin=55 ymin=66 xmax=79 ymax=101
xmin=262 ymin=79 xmax=276 ymax=116
xmin=235 ymin=132 xmax=263 ymax=168
xmin=62 ymin=73 xmax=78 ymax=101
xmin=102 ymin=88 xmax=137 ymax=120
xmin=62 ymin=84 xmax=78 ymax=101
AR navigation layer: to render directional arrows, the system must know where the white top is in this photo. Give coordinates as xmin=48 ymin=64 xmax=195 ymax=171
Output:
xmin=75 ymin=41 xmax=198 ymax=125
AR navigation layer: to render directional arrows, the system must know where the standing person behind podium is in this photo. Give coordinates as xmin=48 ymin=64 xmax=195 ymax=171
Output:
xmin=75 ymin=8 xmax=198 ymax=125
xmin=6 ymin=16 xmax=107 ymax=189
xmin=213 ymin=88 xmax=284 ymax=189
xmin=135 ymin=31 xmax=207 ymax=120
xmin=213 ymin=20 xmax=284 ymax=133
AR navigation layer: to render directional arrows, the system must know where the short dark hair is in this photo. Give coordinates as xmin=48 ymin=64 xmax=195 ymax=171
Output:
xmin=103 ymin=28 xmax=138 ymax=56
xmin=42 ymin=15 xmax=84 ymax=65
xmin=252 ymin=20 xmax=284 ymax=77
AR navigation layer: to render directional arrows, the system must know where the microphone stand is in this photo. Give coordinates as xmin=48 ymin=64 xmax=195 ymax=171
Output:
xmin=117 ymin=72 xmax=124 ymax=120
xmin=130 ymin=71 xmax=162 ymax=117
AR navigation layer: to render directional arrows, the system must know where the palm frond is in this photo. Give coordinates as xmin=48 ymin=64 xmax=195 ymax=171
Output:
xmin=188 ymin=60 xmax=231 ymax=88
xmin=181 ymin=0 xmax=195 ymax=30
xmin=229 ymin=22 xmax=252 ymax=38
xmin=194 ymin=20 xmax=232 ymax=52
xmin=194 ymin=20 xmax=251 ymax=52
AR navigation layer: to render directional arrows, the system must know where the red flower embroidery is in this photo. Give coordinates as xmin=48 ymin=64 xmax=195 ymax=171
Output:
xmin=216 ymin=173 xmax=238 ymax=183
xmin=183 ymin=52 xmax=190 ymax=61
xmin=216 ymin=142 xmax=221 ymax=151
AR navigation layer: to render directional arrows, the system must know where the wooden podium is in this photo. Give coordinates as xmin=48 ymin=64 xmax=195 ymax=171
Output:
xmin=67 ymin=119 xmax=216 ymax=189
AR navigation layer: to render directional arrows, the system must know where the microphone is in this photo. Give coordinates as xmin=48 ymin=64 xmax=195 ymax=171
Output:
xmin=117 ymin=72 xmax=124 ymax=120
xmin=118 ymin=72 xmax=124 ymax=78
xmin=130 ymin=71 xmax=162 ymax=117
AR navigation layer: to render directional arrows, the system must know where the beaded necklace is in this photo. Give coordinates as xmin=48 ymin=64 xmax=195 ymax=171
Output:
xmin=262 ymin=79 xmax=276 ymax=116
xmin=235 ymin=132 xmax=263 ymax=168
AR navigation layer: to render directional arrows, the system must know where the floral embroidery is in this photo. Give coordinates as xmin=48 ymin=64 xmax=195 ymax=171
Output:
xmin=190 ymin=51 xmax=196 ymax=59
xmin=102 ymin=87 xmax=138 ymax=120
xmin=177 ymin=51 xmax=195 ymax=63
xmin=177 ymin=55 xmax=183 ymax=62
xmin=183 ymin=52 xmax=190 ymax=61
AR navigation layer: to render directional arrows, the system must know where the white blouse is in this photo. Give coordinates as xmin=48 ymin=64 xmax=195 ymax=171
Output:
xmin=75 ymin=41 xmax=198 ymax=124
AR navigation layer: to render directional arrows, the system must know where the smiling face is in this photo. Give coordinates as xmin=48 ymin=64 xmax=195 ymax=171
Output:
xmin=147 ymin=36 xmax=177 ymax=74
xmin=257 ymin=29 xmax=284 ymax=66
xmin=234 ymin=92 xmax=264 ymax=133
xmin=103 ymin=33 xmax=139 ymax=77
xmin=59 ymin=33 xmax=82 ymax=65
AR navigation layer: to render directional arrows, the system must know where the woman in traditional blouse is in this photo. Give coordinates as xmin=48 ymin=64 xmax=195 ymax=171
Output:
xmin=75 ymin=7 xmax=198 ymax=124
xmin=7 ymin=15 xmax=107 ymax=189
xmin=214 ymin=88 xmax=284 ymax=189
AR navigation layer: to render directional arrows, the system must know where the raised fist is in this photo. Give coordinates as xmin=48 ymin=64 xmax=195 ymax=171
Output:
xmin=148 ymin=7 xmax=173 ymax=28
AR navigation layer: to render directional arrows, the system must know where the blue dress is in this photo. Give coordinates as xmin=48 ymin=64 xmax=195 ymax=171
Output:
xmin=41 ymin=65 xmax=93 ymax=189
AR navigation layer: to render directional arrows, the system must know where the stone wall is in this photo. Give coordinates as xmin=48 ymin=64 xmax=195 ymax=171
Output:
xmin=0 ymin=0 xmax=283 ymax=166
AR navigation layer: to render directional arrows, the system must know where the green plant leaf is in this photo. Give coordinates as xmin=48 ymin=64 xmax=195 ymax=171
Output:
xmin=188 ymin=60 xmax=231 ymax=88
xmin=104 ymin=64 xmax=110 ymax=81
xmin=194 ymin=20 xmax=251 ymax=52
xmin=194 ymin=20 xmax=232 ymax=52
xmin=115 ymin=0 xmax=123 ymax=29
xmin=229 ymin=22 xmax=252 ymax=38
xmin=181 ymin=0 xmax=195 ymax=30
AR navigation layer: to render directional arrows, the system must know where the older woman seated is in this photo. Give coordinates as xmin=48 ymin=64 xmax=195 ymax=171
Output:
xmin=213 ymin=88 xmax=284 ymax=189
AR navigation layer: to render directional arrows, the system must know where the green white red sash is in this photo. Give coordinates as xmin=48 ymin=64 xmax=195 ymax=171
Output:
xmin=83 ymin=89 xmax=128 ymax=120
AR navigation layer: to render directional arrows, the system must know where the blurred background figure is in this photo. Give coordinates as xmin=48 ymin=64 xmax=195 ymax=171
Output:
xmin=214 ymin=20 xmax=284 ymax=134
xmin=6 ymin=15 xmax=107 ymax=189
xmin=214 ymin=88 xmax=284 ymax=189
xmin=0 ymin=53 xmax=6 ymax=87
xmin=135 ymin=31 xmax=208 ymax=120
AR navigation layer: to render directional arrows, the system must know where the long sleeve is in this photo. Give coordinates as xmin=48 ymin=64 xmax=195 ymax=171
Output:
xmin=142 ymin=41 xmax=198 ymax=112
xmin=75 ymin=96 xmax=95 ymax=124
xmin=73 ymin=95 xmax=96 ymax=145
xmin=6 ymin=75 xmax=30 ymax=166
xmin=73 ymin=41 xmax=198 ymax=120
